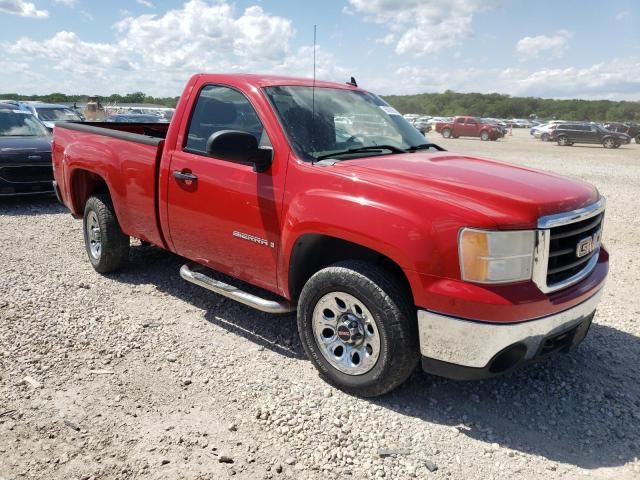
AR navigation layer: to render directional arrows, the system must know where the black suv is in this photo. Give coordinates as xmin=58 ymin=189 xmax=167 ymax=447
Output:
xmin=604 ymin=122 xmax=640 ymax=144
xmin=552 ymin=123 xmax=630 ymax=149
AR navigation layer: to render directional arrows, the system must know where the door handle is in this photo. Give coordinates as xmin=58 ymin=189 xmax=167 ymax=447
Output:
xmin=173 ymin=170 xmax=198 ymax=181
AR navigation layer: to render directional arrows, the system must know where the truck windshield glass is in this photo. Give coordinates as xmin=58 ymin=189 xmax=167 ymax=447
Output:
xmin=264 ymin=86 xmax=428 ymax=161
xmin=36 ymin=107 xmax=82 ymax=122
xmin=0 ymin=111 xmax=49 ymax=136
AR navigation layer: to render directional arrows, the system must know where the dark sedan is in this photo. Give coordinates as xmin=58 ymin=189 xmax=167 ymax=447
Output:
xmin=0 ymin=104 xmax=53 ymax=196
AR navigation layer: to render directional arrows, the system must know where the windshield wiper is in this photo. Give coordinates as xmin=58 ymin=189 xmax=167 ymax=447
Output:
xmin=315 ymin=144 xmax=406 ymax=161
xmin=405 ymin=143 xmax=445 ymax=152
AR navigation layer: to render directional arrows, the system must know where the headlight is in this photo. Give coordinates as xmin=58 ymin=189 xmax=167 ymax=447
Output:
xmin=459 ymin=228 xmax=535 ymax=284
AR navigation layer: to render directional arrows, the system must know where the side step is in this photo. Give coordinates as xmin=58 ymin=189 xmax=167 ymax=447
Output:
xmin=180 ymin=263 xmax=296 ymax=314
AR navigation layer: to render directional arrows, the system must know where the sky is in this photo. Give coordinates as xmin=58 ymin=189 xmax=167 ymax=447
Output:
xmin=0 ymin=0 xmax=639 ymax=100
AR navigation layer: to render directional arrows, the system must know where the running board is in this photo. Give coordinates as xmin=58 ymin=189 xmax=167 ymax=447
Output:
xmin=179 ymin=263 xmax=296 ymax=314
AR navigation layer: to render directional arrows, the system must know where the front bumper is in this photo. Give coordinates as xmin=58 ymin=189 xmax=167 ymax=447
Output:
xmin=418 ymin=288 xmax=602 ymax=380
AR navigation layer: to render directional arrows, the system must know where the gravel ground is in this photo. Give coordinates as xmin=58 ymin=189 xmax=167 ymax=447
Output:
xmin=1 ymin=129 xmax=639 ymax=480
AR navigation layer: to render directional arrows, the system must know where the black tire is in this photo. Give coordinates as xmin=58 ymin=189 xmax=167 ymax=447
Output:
xmin=83 ymin=194 xmax=130 ymax=273
xmin=557 ymin=135 xmax=570 ymax=146
xmin=480 ymin=130 xmax=489 ymax=141
xmin=297 ymin=260 xmax=419 ymax=397
xmin=602 ymin=138 xmax=616 ymax=149
xmin=635 ymin=135 xmax=640 ymax=144
xmin=541 ymin=133 xmax=550 ymax=142
xmin=441 ymin=128 xmax=452 ymax=139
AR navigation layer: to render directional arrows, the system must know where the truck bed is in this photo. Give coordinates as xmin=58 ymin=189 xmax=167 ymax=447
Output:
xmin=53 ymin=121 xmax=169 ymax=248
xmin=59 ymin=121 xmax=170 ymax=144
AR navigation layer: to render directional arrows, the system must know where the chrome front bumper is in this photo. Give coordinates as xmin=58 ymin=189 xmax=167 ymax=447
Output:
xmin=418 ymin=289 xmax=602 ymax=376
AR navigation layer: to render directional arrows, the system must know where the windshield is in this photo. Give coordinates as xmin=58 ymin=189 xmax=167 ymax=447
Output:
xmin=36 ymin=107 xmax=82 ymax=122
xmin=0 ymin=110 xmax=49 ymax=136
xmin=264 ymin=86 xmax=429 ymax=161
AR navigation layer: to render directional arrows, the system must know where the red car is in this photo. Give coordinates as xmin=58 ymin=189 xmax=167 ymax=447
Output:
xmin=52 ymin=74 xmax=608 ymax=396
xmin=435 ymin=116 xmax=501 ymax=140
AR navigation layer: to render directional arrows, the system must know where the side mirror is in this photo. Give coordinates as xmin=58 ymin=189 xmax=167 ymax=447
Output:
xmin=206 ymin=130 xmax=272 ymax=173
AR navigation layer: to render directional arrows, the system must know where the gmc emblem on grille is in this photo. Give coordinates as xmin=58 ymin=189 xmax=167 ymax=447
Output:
xmin=576 ymin=230 xmax=602 ymax=258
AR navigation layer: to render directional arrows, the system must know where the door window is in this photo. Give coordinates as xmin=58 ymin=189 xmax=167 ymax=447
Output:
xmin=184 ymin=85 xmax=267 ymax=155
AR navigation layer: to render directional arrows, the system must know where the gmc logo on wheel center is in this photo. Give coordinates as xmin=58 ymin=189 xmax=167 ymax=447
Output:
xmin=576 ymin=229 xmax=602 ymax=258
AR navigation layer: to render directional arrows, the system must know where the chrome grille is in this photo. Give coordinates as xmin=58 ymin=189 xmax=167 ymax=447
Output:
xmin=547 ymin=213 xmax=603 ymax=286
xmin=533 ymin=198 xmax=606 ymax=294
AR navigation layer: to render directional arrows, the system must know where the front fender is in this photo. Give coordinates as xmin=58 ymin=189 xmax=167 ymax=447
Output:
xmin=277 ymin=187 xmax=444 ymax=300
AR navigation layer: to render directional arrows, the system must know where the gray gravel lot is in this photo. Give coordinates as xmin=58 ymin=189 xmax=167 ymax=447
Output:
xmin=1 ymin=129 xmax=639 ymax=479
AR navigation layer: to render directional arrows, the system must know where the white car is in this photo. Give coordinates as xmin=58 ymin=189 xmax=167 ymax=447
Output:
xmin=531 ymin=121 xmax=565 ymax=141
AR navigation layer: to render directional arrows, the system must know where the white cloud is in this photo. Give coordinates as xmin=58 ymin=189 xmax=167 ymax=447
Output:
xmin=53 ymin=0 xmax=78 ymax=7
xmin=136 ymin=0 xmax=154 ymax=8
xmin=376 ymin=34 xmax=395 ymax=45
xmin=0 ymin=0 xmax=302 ymax=95
xmin=347 ymin=0 xmax=496 ymax=56
xmin=516 ymin=30 xmax=573 ymax=59
xmin=370 ymin=58 xmax=640 ymax=101
xmin=0 ymin=0 xmax=48 ymax=18
xmin=615 ymin=11 xmax=630 ymax=21
xmin=501 ymin=57 xmax=640 ymax=99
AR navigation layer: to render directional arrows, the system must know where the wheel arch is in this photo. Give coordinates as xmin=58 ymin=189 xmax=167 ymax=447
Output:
xmin=286 ymin=233 xmax=414 ymax=306
xmin=69 ymin=168 xmax=110 ymax=217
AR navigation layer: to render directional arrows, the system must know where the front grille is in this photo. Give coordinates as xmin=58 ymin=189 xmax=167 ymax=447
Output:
xmin=546 ymin=212 xmax=603 ymax=286
xmin=0 ymin=164 xmax=53 ymax=183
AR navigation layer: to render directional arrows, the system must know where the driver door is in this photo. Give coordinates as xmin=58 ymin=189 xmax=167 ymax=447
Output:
xmin=166 ymin=84 xmax=285 ymax=292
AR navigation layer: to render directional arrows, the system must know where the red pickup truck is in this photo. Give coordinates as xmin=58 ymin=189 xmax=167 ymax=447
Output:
xmin=435 ymin=116 xmax=502 ymax=140
xmin=52 ymin=74 xmax=608 ymax=396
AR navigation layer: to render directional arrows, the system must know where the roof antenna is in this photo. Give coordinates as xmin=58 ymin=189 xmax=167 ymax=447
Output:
xmin=312 ymin=24 xmax=317 ymax=118
xmin=347 ymin=76 xmax=357 ymax=87
xmin=311 ymin=24 xmax=317 ymax=164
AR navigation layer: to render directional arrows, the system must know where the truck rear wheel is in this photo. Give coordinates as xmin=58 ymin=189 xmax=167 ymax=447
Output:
xmin=297 ymin=260 xmax=419 ymax=397
xmin=442 ymin=128 xmax=452 ymax=138
xmin=83 ymin=195 xmax=130 ymax=273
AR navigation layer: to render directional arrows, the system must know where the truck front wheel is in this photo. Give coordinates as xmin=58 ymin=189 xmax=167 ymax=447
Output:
xmin=480 ymin=131 xmax=489 ymax=141
xmin=83 ymin=195 xmax=130 ymax=273
xmin=297 ymin=261 xmax=419 ymax=397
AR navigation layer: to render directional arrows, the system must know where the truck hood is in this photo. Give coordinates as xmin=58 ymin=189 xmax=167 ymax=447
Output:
xmin=333 ymin=151 xmax=599 ymax=228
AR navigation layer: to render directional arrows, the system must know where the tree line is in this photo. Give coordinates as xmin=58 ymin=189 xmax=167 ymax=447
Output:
xmin=2 ymin=89 xmax=639 ymax=122
xmin=0 ymin=92 xmax=179 ymax=108
xmin=382 ymin=90 xmax=640 ymax=122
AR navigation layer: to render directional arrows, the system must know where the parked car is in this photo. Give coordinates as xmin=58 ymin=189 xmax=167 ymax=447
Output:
xmin=413 ymin=116 xmax=432 ymax=134
xmin=435 ymin=116 xmax=501 ymax=140
xmin=552 ymin=123 xmax=631 ymax=148
xmin=15 ymin=102 xmax=84 ymax=130
xmin=531 ymin=121 xmax=565 ymax=141
xmin=105 ymin=113 xmax=167 ymax=123
xmin=426 ymin=116 xmax=452 ymax=128
xmin=604 ymin=122 xmax=640 ymax=144
xmin=53 ymin=73 xmax=608 ymax=396
xmin=0 ymin=103 xmax=53 ymax=196
xmin=479 ymin=118 xmax=506 ymax=137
